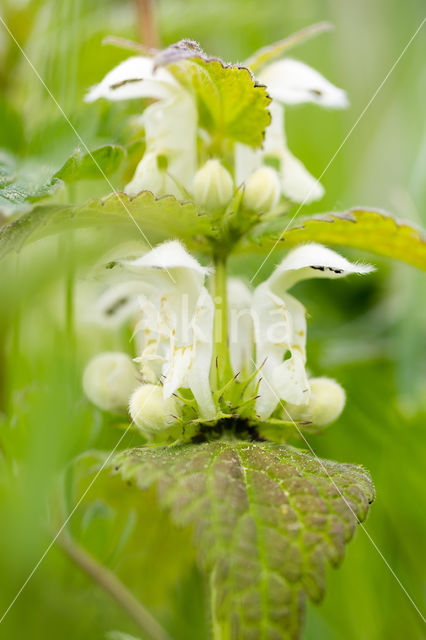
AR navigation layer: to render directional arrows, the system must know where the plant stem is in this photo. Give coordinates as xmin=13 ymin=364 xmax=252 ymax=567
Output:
xmin=135 ymin=0 xmax=160 ymax=48
xmin=213 ymin=254 xmax=233 ymax=390
xmin=57 ymin=533 xmax=172 ymax=640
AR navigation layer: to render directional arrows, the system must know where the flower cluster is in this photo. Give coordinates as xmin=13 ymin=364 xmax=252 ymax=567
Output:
xmin=83 ymin=240 xmax=372 ymax=440
xmin=86 ymin=41 xmax=347 ymax=210
xmin=82 ymin=38 xmax=373 ymax=442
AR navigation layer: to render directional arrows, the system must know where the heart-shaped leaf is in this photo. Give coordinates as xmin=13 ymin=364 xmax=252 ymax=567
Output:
xmin=113 ymin=440 xmax=374 ymax=639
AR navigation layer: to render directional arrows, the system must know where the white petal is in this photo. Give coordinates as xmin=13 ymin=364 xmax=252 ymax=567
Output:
xmin=280 ymin=147 xmax=324 ymax=203
xmin=85 ymin=56 xmax=177 ymax=102
xmin=234 ymin=143 xmax=263 ymax=186
xmin=272 ymin=350 xmax=310 ymax=405
xmin=122 ymin=240 xmax=210 ymax=277
xmin=259 ymin=59 xmax=348 ymax=108
xmin=89 ymin=281 xmax=152 ymax=328
xmin=227 ymin=279 xmax=253 ymax=376
xmin=263 ymin=101 xmax=287 ymax=157
xmin=162 ymin=288 xmax=215 ymax=418
xmin=187 ymin=288 xmax=215 ymax=418
xmin=269 ymin=243 xmax=375 ymax=291
xmin=125 ymin=151 xmax=184 ymax=199
xmin=252 ymin=282 xmax=293 ymax=418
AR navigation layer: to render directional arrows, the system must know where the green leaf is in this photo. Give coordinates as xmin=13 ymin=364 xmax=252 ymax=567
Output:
xmin=0 ymin=190 xmax=213 ymax=260
xmin=245 ymin=22 xmax=333 ymax=73
xmin=0 ymin=152 xmax=61 ymax=216
xmin=113 ymin=440 xmax=374 ymax=640
xmin=54 ymin=144 xmax=126 ymax=182
xmin=169 ymin=55 xmax=271 ymax=148
xmin=244 ymin=208 xmax=426 ymax=271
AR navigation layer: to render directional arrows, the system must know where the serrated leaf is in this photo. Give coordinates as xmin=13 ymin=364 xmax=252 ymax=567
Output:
xmin=113 ymin=441 xmax=374 ymax=640
xmin=246 ymin=22 xmax=333 ymax=73
xmin=243 ymin=208 xmax=426 ymax=271
xmin=54 ymin=144 xmax=126 ymax=182
xmin=169 ymin=56 xmax=271 ymax=148
xmin=0 ymin=190 xmax=213 ymax=260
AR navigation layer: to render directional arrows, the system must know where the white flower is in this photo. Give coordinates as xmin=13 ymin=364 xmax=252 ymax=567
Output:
xmin=86 ymin=56 xmax=197 ymax=197
xmin=252 ymin=243 xmax=373 ymax=418
xmin=121 ymin=240 xmax=216 ymax=419
xmin=236 ymin=58 xmax=348 ymax=204
xmin=83 ymin=240 xmax=373 ymax=432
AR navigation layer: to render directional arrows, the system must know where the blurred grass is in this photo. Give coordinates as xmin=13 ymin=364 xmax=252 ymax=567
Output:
xmin=0 ymin=0 xmax=425 ymax=639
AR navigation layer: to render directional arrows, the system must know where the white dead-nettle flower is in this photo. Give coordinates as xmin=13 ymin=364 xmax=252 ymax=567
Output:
xmin=122 ymin=240 xmax=216 ymax=420
xmin=251 ymin=243 xmax=373 ymax=419
xmin=83 ymin=241 xmax=373 ymax=431
xmin=83 ymin=352 xmax=139 ymax=412
xmin=236 ymin=58 xmax=348 ymax=205
xmin=85 ymin=56 xmax=197 ymax=198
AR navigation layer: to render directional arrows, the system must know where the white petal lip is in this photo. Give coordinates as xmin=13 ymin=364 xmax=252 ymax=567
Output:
xmin=276 ymin=243 xmax=375 ymax=275
xmin=259 ymin=59 xmax=348 ymax=108
xmin=121 ymin=240 xmax=212 ymax=276
xmin=85 ymin=56 xmax=178 ymax=102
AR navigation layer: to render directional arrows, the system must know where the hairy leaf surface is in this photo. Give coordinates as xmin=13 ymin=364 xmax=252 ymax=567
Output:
xmin=113 ymin=441 xmax=374 ymax=639
xmin=0 ymin=191 xmax=213 ymax=259
xmin=244 ymin=208 xmax=426 ymax=270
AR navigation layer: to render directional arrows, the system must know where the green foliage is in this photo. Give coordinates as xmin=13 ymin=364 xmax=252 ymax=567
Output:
xmin=0 ymin=151 xmax=61 ymax=216
xmin=245 ymin=22 xmax=333 ymax=72
xmin=114 ymin=441 xmax=374 ymax=639
xmin=167 ymin=53 xmax=272 ymax=148
xmin=54 ymin=144 xmax=127 ymax=182
xmin=0 ymin=191 xmax=213 ymax=260
xmin=244 ymin=209 xmax=426 ymax=270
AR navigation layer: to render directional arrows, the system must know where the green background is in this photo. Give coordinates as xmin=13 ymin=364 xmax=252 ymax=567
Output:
xmin=0 ymin=0 xmax=425 ymax=638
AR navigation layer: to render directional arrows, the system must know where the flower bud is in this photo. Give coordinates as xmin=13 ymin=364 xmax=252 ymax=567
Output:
xmin=192 ymin=159 xmax=233 ymax=209
xmin=308 ymin=377 xmax=346 ymax=426
xmin=129 ymin=384 xmax=180 ymax=435
xmin=83 ymin=352 xmax=138 ymax=413
xmin=243 ymin=166 xmax=280 ymax=212
xmin=284 ymin=377 xmax=345 ymax=428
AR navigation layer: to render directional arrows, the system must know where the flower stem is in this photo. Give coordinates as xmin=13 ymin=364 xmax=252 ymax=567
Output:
xmin=213 ymin=254 xmax=233 ymax=390
xmin=135 ymin=0 xmax=160 ymax=48
xmin=56 ymin=533 xmax=172 ymax=640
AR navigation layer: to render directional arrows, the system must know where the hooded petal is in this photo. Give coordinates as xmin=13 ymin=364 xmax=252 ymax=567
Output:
xmin=259 ymin=59 xmax=348 ymax=108
xmin=85 ymin=56 xmax=178 ymax=102
xmin=122 ymin=240 xmax=211 ymax=345
xmin=269 ymin=243 xmax=375 ymax=292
